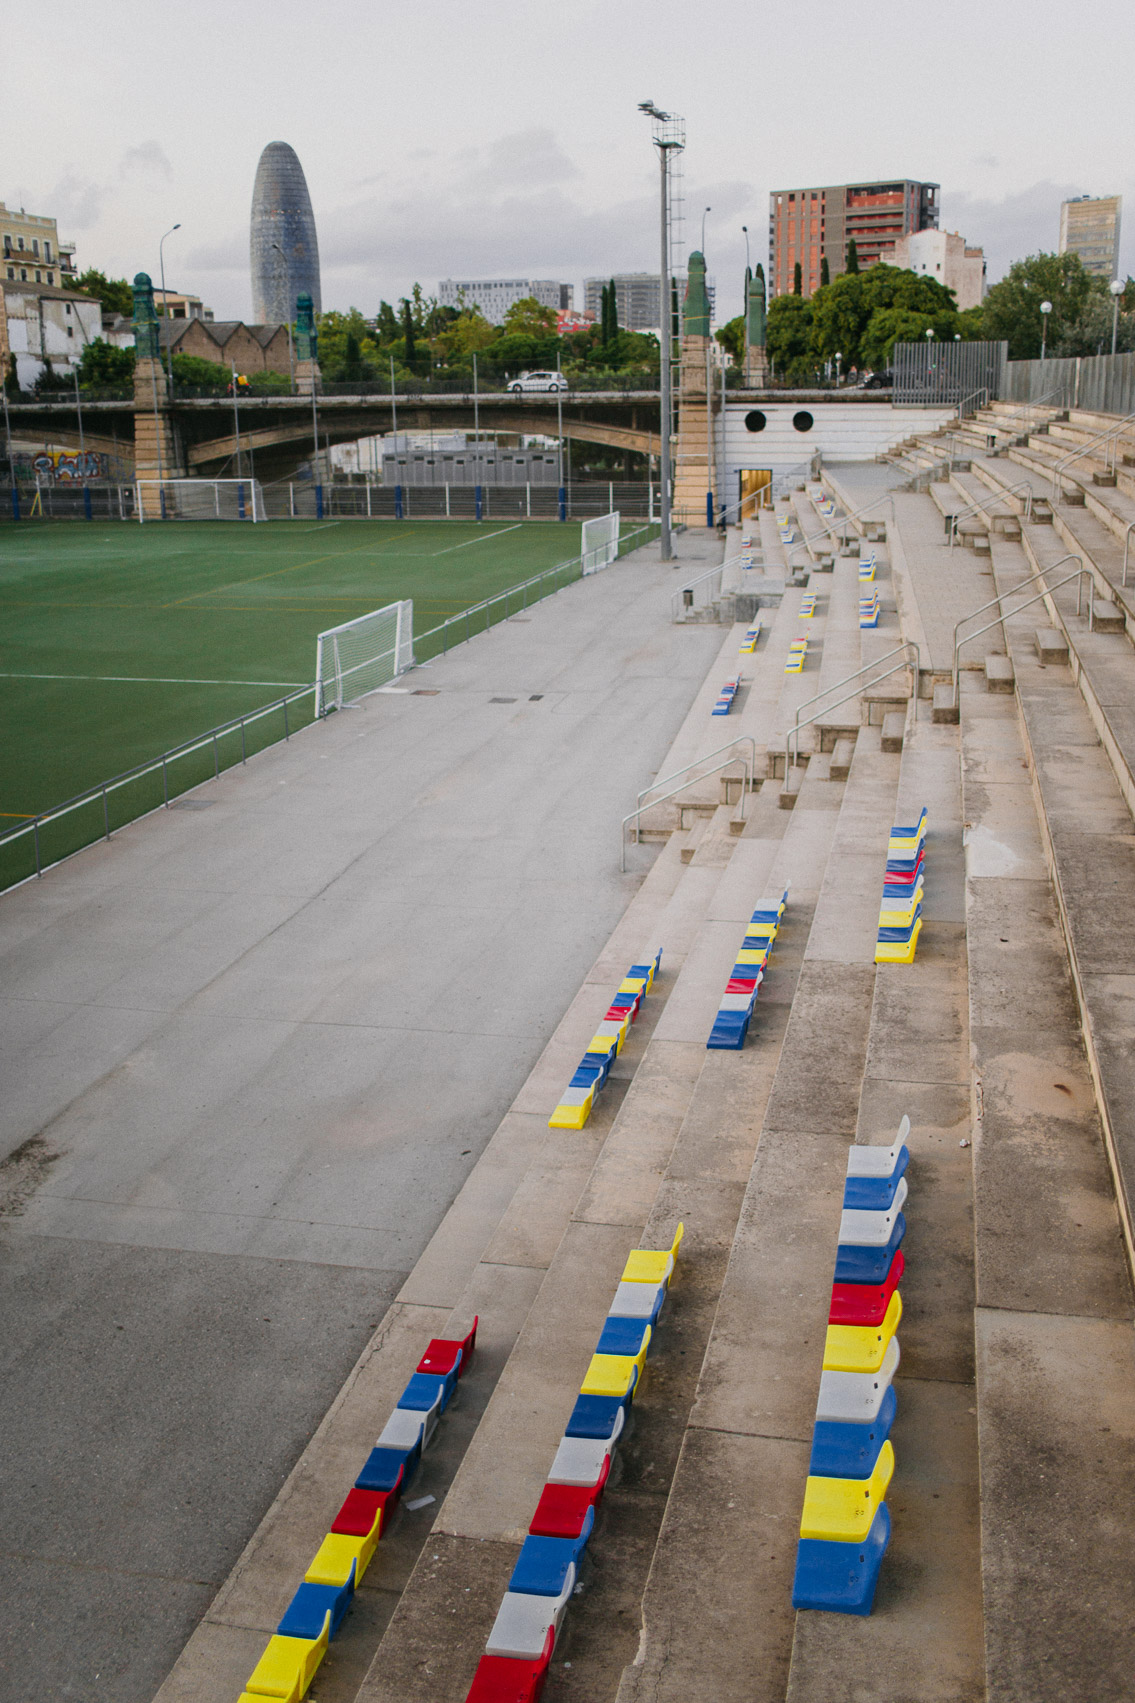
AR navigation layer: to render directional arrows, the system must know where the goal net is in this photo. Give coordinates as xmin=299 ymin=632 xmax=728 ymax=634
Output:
xmin=135 ymin=478 xmax=267 ymax=522
xmin=316 ymin=600 xmax=414 ymax=714
xmin=581 ymin=510 xmax=620 ymax=574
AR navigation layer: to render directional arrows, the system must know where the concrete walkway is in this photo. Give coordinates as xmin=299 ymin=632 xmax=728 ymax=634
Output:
xmin=0 ymin=532 xmax=723 ymax=1703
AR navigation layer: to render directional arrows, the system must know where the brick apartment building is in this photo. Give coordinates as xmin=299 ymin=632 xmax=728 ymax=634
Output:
xmin=769 ymin=179 xmax=940 ymax=298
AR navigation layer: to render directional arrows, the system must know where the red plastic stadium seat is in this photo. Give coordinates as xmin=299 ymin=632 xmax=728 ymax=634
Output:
xmin=528 ymin=1481 xmax=597 ymax=1539
xmin=829 ymin=1250 xmax=905 ymax=1326
xmin=465 ymin=1630 xmax=554 ymax=1702
xmin=418 ymin=1317 xmax=479 ymax=1378
xmin=331 ymin=1486 xmax=390 ymax=1537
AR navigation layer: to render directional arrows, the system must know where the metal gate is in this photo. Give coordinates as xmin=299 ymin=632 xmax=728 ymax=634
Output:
xmin=893 ymin=339 xmax=1007 ymax=407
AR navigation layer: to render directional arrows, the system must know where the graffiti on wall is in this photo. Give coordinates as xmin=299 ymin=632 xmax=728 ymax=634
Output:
xmin=32 ymin=450 xmax=109 ymax=482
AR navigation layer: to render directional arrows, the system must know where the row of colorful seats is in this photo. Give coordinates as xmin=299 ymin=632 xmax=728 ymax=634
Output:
xmin=712 ymin=678 xmax=740 ymax=716
xmin=874 ymin=809 xmax=926 ymax=965
xmin=777 ymin=514 xmax=798 ymax=545
xmin=858 ymin=553 xmax=877 ymax=582
xmin=740 ymin=534 xmax=757 ymax=570
xmin=792 ymin=1121 xmax=910 ymax=1615
xmin=706 ymin=887 xmax=789 ymax=1050
xmin=239 ymin=1322 xmax=478 ymax=1703
xmin=785 ymin=636 xmax=808 ymax=674
xmin=738 ymin=617 xmax=763 ymax=654
xmin=799 ymin=593 xmax=817 ymax=619
xmin=465 ymin=1227 xmax=684 ymax=1702
xmin=859 ymin=589 xmax=880 ymax=629
xmin=549 ymin=951 xmax=662 ymax=1129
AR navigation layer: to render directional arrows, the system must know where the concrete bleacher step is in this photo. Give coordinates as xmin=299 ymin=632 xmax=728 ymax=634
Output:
xmin=829 ymin=736 xmax=856 ymax=781
xmin=350 ymin=782 xmax=812 ymax=1703
xmin=984 ymin=654 xmax=1014 ymax=693
xmin=958 ymin=663 xmax=1135 ymax=1700
xmin=880 ymin=710 xmax=905 ymax=753
xmin=619 ymin=728 xmax=934 ymax=1703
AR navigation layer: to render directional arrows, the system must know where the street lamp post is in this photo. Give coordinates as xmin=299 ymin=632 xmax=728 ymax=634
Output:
xmin=639 ymin=100 xmax=686 ymax=563
xmin=701 ymin=206 xmax=711 ymax=252
xmin=742 ymin=224 xmax=750 ymax=274
xmin=158 ymin=223 xmax=181 ymax=394
xmin=834 ymin=350 xmax=842 ymax=387
xmin=271 ymin=244 xmax=295 ymax=393
xmin=1040 ymin=300 xmax=1052 ymax=362
xmin=1111 ymin=279 xmax=1124 ymax=356
xmin=231 ymin=362 xmax=243 ymax=478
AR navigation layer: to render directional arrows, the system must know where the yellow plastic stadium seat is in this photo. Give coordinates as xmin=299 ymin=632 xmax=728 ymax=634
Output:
xmin=823 ymin=1290 xmax=903 ymax=1372
xmin=549 ymin=1092 xmax=593 ymax=1130
xmin=621 ymin=1222 xmax=684 ymax=1286
xmin=618 ymin=977 xmax=647 ymax=996
xmin=244 ymin=1618 xmax=330 ymax=1702
xmin=878 ymin=899 xmax=922 ymax=928
xmin=581 ymin=1348 xmax=644 ymax=1400
xmin=874 ymin=919 xmax=922 ymax=965
xmin=306 ymin=1526 xmax=381 ymax=1588
xmin=800 ymin=1440 xmax=894 ymax=1542
xmin=735 ymin=948 xmax=769 ymax=967
xmin=587 ymin=1031 xmax=621 ymax=1059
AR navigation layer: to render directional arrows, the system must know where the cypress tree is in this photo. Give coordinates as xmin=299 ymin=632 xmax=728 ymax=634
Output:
xmin=608 ymin=277 xmax=618 ymax=339
xmin=820 ymin=255 xmax=830 ymax=287
xmin=846 ymin=240 xmax=860 ymax=274
xmin=793 ymin=261 xmax=802 ymax=296
xmin=402 ymin=300 xmax=416 ymax=367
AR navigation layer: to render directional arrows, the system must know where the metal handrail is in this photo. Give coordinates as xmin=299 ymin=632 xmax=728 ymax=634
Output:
xmin=956 ymin=387 xmax=989 ymax=420
xmin=0 ymin=684 xmax=314 ymax=886
xmin=820 ymin=489 xmax=897 ymax=543
xmin=621 ymin=744 xmax=755 ymax=869
xmin=670 ymin=549 xmax=757 ymax=620
xmin=785 ymin=642 xmax=920 ymax=772
xmin=947 ymin=481 xmax=1034 ymax=547
xmin=636 ymin=735 xmax=757 ymax=811
xmin=951 ymin=555 xmax=1090 ymax=705
xmin=993 ymin=386 xmax=1066 ymax=440
xmin=1122 ymin=520 xmax=1135 ymax=588
xmin=1051 ymin=410 xmax=1135 ymax=498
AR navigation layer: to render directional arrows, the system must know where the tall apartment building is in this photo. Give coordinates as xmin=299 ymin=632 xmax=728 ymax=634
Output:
xmin=769 ymin=179 xmax=939 ymax=298
xmin=438 ymin=278 xmax=573 ymax=324
xmin=1059 ymin=195 xmax=1122 ymax=280
xmin=883 ymin=229 xmax=986 ymax=311
xmin=1 ymin=202 xmax=77 ymax=286
xmin=583 ymin=272 xmax=716 ymax=331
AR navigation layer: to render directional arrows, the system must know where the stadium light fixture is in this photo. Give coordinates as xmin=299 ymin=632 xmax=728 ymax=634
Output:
xmin=639 ymin=101 xmax=685 ymax=562
xmin=158 ymin=223 xmax=181 ymax=394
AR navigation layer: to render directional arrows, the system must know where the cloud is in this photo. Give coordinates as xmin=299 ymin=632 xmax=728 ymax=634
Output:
xmin=118 ymin=141 xmax=173 ymax=182
xmin=941 ymin=180 xmax=1085 ymax=281
xmin=37 ymin=171 xmax=106 ymax=231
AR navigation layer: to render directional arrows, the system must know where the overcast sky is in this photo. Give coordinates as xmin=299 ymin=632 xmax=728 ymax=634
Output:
xmin=5 ymin=0 xmax=1133 ymax=324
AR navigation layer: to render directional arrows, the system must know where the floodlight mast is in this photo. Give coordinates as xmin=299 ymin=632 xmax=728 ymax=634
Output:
xmin=639 ymin=101 xmax=685 ymax=563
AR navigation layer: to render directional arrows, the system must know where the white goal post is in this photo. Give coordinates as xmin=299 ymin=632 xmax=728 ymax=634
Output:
xmin=135 ymin=478 xmax=267 ymax=522
xmin=581 ymin=510 xmax=620 ymax=574
xmin=315 ymin=600 xmax=414 ymax=714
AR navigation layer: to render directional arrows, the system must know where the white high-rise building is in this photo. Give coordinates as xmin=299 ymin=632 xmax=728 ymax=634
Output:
xmin=438 ymin=278 xmax=573 ymax=324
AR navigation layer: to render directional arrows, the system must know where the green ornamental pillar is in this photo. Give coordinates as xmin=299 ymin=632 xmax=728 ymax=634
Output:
xmin=682 ymin=251 xmax=711 ymax=338
xmin=132 ymin=272 xmax=160 ymax=360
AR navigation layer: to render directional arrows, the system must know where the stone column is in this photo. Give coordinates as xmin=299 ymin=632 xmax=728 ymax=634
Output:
xmin=131 ymin=273 xmax=178 ymax=517
xmin=672 ymin=252 xmax=715 ymax=526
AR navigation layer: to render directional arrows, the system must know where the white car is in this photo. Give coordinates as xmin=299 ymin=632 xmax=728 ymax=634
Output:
xmin=507 ymin=370 xmax=568 ymax=394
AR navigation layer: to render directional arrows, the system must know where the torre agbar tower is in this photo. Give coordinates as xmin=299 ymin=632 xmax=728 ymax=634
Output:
xmin=250 ymin=141 xmax=321 ymax=323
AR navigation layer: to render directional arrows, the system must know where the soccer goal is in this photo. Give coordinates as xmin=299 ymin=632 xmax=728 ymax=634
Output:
xmin=135 ymin=478 xmax=267 ymax=522
xmin=315 ymin=600 xmax=414 ymax=714
xmin=581 ymin=510 xmax=620 ymax=574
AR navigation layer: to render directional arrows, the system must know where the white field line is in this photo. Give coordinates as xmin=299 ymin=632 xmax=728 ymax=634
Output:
xmin=430 ymin=524 xmax=522 ymax=556
xmin=0 ymin=673 xmax=307 ymax=687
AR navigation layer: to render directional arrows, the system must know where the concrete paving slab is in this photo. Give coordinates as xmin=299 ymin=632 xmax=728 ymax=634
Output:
xmin=763 ymin=962 xmax=876 ymax=1137
xmin=616 ymin=1428 xmax=807 ymax=1703
xmin=976 ymin=1307 xmax=1135 ymax=1702
xmin=962 ymin=783 xmax=1051 ymax=880
xmin=865 ymin=933 xmax=968 ymax=1084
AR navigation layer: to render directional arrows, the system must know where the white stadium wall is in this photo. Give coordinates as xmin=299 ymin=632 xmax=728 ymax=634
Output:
xmin=721 ymin=401 xmax=954 ymax=487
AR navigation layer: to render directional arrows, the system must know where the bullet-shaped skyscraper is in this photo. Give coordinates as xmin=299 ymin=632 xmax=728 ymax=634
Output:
xmin=249 ymin=141 xmax=321 ymax=324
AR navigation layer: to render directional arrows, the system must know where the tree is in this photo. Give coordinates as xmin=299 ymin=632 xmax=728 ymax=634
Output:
xmin=501 ymin=296 xmax=558 ymax=338
xmin=77 ymin=337 xmax=134 ymax=389
xmin=793 ymin=261 xmax=802 ymax=296
xmin=1053 ymin=289 xmax=1135 ymax=357
xmin=767 ymin=294 xmax=814 ymax=378
xmin=600 ymin=280 xmax=620 ymax=346
xmin=402 ymin=299 xmax=417 ymax=368
xmin=846 ymin=240 xmax=860 ymax=274
xmin=715 ymin=315 xmax=745 ymax=363
xmin=433 ymin=307 xmax=496 ymax=363
xmin=980 ymin=251 xmax=1095 ymax=360
xmin=318 ymin=308 xmax=381 ymax=380
xmin=170 ymin=353 xmax=230 ymax=391
xmin=375 ymin=300 xmax=399 ymax=344
xmin=820 ymin=256 xmax=830 ymax=288
xmin=75 ymin=268 xmax=132 ymax=316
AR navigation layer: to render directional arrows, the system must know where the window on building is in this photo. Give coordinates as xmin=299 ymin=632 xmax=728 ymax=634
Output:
xmin=67 ymin=326 xmax=73 ymax=337
xmin=17 ymin=237 xmax=25 ymax=250
xmin=47 ymin=271 xmax=54 ymax=284
xmin=20 ymin=268 xmax=26 ymax=280
xmin=34 ymin=269 xmax=41 ymax=282
xmin=32 ymin=240 xmax=39 ymax=256
xmin=5 ymin=267 xmax=12 ymax=279
xmin=65 ymin=302 xmax=71 ymax=315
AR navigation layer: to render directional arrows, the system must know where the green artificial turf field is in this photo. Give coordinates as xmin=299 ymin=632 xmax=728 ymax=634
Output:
xmin=0 ymin=518 xmax=586 ymax=882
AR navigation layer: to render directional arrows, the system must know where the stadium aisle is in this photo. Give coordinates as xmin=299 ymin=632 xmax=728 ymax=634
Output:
xmin=0 ymin=534 xmax=723 ymax=1702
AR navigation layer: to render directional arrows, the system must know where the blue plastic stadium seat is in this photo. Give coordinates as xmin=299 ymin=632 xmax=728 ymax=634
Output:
xmin=792 ymin=1504 xmax=891 ymax=1615
xmin=355 ymin=1443 xmax=414 ymax=1494
xmin=508 ymin=1526 xmax=593 ymax=1598
xmin=398 ymin=1367 xmax=458 ymax=1413
xmin=843 ymin=1148 xmax=910 ymax=1211
xmin=565 ymin=1393 xmax=628 ymax=1439
xmin=277 ymin=1576 xmax=355 ymax=1641
xmin=834 ymin=1213 xmax=906 ymax=1284
xmin=808 ymin=1386 xmax=898 ymax=1479
xmin=596 ymin=1316 xmax=652 ymax=1358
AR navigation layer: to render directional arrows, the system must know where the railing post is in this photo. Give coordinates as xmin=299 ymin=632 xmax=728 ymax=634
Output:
xmin=103 ymin=787 xmax=110 ymax=840
xmin=212 ymin=731 xmax=219 ymax=778
xmin=34 ymin=818 xmax=41 ymax=877
xmin=241 ymin=717 xmax=247 ymax=763
xmin=284 ymin=697 xmax=290 ymax=739
xmin=162 ymin=755 xmax=168 ymax=806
